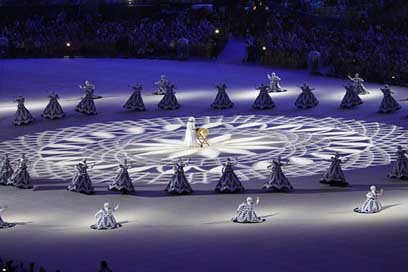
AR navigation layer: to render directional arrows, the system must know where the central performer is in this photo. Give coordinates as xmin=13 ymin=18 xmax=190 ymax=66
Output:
xmin=184 ymin=117 xmax=198 ymax=148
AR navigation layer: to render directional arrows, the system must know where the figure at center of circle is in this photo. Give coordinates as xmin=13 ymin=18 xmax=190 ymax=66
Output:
xmin=184 ymin=117 xmax=198 ymax=148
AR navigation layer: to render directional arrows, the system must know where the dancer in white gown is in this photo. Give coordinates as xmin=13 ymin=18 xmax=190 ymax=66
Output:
xmin=267 ymin=72 xmax=286 ymax=92
xmin=348 ymin=73 xmax=369 ymax=95
xmin=354 ymin=186 xmax=383 ymax=214
xmin=232 ymin=197 xmax=265 ymax=223
xmin=0 ymin=206 xmax=15 ymax=229
xmin=0 ymin=154 xmax=13 ymax=185
xmin=91 ymin=202 xmax=121 ymax=230
xmin=184 ymin=117 xmax=198 ymax=148
xmin=153 ymin=75 xmax=170 ymax=95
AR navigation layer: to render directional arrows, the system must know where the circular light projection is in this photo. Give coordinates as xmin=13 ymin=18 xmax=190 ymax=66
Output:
xmin=0 ymin=115 xmax=405 ymax=185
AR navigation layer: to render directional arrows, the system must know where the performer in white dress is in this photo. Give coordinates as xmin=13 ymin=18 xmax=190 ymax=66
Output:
xmin=91 ymin=202 xmax=121 ymax=230
xmin=295 ymin=83 xmax=319 ymax=109
xmin=123 ymin=84 xmax=146 ymax=111
xmin=184 ymin=117 xmax=198 ymax=148
xmin=263 ymin=156 xmax=293 ymax=192
xmin=0 ymin=154 xmax=13 ymax=185
xmin=378 ymin=85 xmax=401 ymax=113
xmin=42 ymin=93 xmax=65 ymax=119
xmin=165 ymin=158 xmax=193 ymax=194
xmin=354 ymin=186 xmax=383 ymax=214
xmin=388 ymin=145 xmax=408 ymax=179
xmin=8 ymin=154 xmax=32 ymax=189
xmin=340 ymin=85 xmax=363 ymax=109
xmin=14 ymin=96 xmax=34 ymax=125
xmin=108 ymin=160 xmax=135 ymax=194
xmin=320 ymin=152 xmax=349 ymax=187
xmin=0 ymin=206 xmax=15 ymax=229
xmin=252 ymin=84 xmax=275 ymax=110
xmin=210 ymin=84 xmax=234 ymax=109
xmin=348 ymin=73 xmax=369 ymax=95
xmin=75 ymin=80 xmax=102 ymax=115
xmin=215 ymin=158 xmax=245 ymax=193
xmin=158 ymin=84 xmax=180 ymax=110
xmin=267 ymin=72 xmax=286 ymax=92
xmin=153 ymin=75 xmax=170 ymax=95
xmin=232 ymin=197 xmax=265 ymax=223
xmin=67 ymin=159 xmax=94 ymax=194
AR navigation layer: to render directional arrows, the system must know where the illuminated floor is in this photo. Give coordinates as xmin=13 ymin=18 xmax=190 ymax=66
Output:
xmin=0 ymin=58 xmax=408 ymax=272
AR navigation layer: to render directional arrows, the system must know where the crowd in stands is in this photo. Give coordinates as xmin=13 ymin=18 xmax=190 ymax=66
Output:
xmin=0 ymin=9 xmax=226 ymax=59
xmin=0 ymin=257 xmax=113 ymax=272
xmin=0 ymin=1 xmax=407 ymax=86
xmin=240 ymin=1 xmax=408 ymax=86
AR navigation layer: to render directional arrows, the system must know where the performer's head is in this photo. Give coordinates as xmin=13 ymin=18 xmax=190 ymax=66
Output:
xmin=355 ymin=73 xmax=359 ymax=77
xmin=104 ymin=202 xmax=110 ymax=210
xmin=397 ymin=145 xmax=402 ymax=150
xmin=246 ymin=197 xmax=253 ymax=204
xmin=188 ymin=117 xmax=195 ymax=123
xmin=370 ymin=185 xmax=376 ymax=192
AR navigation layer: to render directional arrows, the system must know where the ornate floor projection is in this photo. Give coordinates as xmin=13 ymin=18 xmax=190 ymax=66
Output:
xmin=1 ymin=115 xmax=406 ymax=184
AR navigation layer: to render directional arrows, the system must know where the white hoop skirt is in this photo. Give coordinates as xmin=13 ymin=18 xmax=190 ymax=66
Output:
xmin=232 ymin=204 xmax=265 ymax=223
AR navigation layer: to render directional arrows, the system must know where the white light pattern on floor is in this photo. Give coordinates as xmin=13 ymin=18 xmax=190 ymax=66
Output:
xmin=0 ymin=115 xmax=405 ymax=185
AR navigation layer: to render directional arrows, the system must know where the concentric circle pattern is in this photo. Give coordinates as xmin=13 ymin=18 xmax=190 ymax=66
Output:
xmin=0 ymin=115 xmax=406 ymax=184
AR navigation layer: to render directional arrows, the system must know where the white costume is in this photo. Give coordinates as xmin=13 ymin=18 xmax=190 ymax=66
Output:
xmin=0 ymin=206 xmax=14 ymax=229
xmin=92 ymin=202 xmax=120 ymax=230
xmin=232 ymin=197 xmax=265 ymax=223
xmin=354 ymin=186 xmax=383 ymax=214
xmin=154 ymin=75 xmax=170 ymax=95
xmin=184 ymin=117 xmax=198 ymax=148
xmin=348 ymin=73 xmax=369 ymax=95
xmin=267 ymin=72 xmax=286 ymax=92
